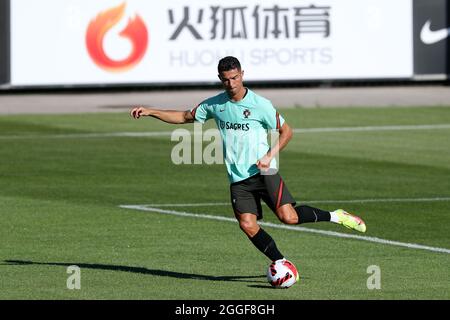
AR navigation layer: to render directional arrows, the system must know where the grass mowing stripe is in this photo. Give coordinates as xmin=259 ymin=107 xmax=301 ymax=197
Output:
xmin=120 ymin=205 xmax=450 ymax=255
xmin=1 ymin=123 xmax=450 ymax=140
xmin=125 ymin=196 xmax=450 ymax=207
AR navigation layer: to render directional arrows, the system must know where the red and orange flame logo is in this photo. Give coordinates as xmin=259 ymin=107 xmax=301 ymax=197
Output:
xmin=86 ymin=3 xmax=148 ymax=72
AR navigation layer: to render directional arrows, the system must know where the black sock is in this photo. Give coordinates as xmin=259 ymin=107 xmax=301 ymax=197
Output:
xmin=249 ymin=228 xmax=284 ymax=261
xmin=295 ymin=205 xmax=331 ymax=224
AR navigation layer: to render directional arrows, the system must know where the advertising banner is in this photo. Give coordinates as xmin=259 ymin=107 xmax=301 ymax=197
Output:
xmin=10 ymin=0 xmax=413 ymax=86
xmin=413 ymin=0 xmax=448 ymax=78
xmin=0 ymin=0 xmax=10 ymax=86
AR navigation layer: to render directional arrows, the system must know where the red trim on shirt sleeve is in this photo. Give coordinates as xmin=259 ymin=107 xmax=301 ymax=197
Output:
xmin=191 ymin=105 xmax=200 ymax=119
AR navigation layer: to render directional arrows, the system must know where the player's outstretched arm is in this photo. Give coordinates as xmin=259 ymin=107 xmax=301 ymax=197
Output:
xmin=130 ymin=106 xmax=194 ymax=124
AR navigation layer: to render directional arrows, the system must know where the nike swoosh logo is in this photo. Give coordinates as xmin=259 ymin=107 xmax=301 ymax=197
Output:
xmin=420 ymin=20 xmax=450 ymax=45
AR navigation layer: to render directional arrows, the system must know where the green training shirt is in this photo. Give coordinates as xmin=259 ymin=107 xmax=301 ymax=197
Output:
xmin=190 ymin=88 xmax=285 ymax=183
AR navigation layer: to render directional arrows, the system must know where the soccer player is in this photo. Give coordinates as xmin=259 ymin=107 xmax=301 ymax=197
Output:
xmin=130 ymin=56 xmax=366 ymax=262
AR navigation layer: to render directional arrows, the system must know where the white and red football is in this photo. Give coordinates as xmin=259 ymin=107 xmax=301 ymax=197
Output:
xmin=267 ymin=259 xmax=299 ymax=288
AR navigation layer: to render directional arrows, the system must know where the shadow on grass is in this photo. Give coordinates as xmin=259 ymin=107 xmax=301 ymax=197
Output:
xmin=247 ymin=284 xmax=277 ymax=290
xmin=3 ymin=259 xmax=268 ymax=285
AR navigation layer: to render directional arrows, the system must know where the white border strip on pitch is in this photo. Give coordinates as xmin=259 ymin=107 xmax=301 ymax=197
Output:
xmin=293 ymin=124 xmax=450 ymax=133
xmin=119 ymin=204 xmax=450 ymax=254
xmin=1 ymin=124 xmax=450 ymax=140
xmin=127 ymin=196 xmax=450 ymax=207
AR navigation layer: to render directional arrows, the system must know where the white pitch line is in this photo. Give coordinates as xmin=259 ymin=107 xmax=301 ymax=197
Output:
xmin=0 ymin=131 xmax=175 ymax=140
xmin=119 ymin=204 xmax=450 ymax=255
xmin=1 ymin=123 xmax=450 ymax=140
xmin=293 ymin=124 xmax=450 ymax=133
xmin=126 ymin=196 xmax=450 ymax=208
xmin=140 ymin=202 xmax=231 ymax=207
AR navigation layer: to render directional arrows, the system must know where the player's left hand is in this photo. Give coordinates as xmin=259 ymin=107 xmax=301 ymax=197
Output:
xmin=256 ymin=154 xmax=272 ymax=172
xmin=130 ymin=107 xmax=148 ymax=119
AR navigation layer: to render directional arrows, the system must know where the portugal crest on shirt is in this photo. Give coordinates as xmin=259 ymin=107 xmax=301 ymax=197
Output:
xmin=243 ymin=109 xmax=251 ymax=118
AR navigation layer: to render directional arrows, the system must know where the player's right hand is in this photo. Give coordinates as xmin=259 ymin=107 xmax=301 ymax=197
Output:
xmin=130 ymin=107 xmax=147 ymax=119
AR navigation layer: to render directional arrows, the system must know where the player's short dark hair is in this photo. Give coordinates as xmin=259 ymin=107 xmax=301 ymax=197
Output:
xmin=218 ymin=56 xmax=241 ymax=73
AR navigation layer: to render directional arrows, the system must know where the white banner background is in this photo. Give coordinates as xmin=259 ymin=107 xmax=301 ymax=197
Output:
xmin=10 ymin=0 xmax=413 ymax=86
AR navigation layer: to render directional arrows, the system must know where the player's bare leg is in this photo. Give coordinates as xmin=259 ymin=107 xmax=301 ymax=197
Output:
xmin=235 ymin=212 xmax=259 ymax=237
xmin=275 ymin=204 xmax=298 ymax=224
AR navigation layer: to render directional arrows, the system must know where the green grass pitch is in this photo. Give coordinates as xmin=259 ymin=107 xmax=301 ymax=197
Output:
xmin=0 ymin=106 xmax=449 ymax=299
